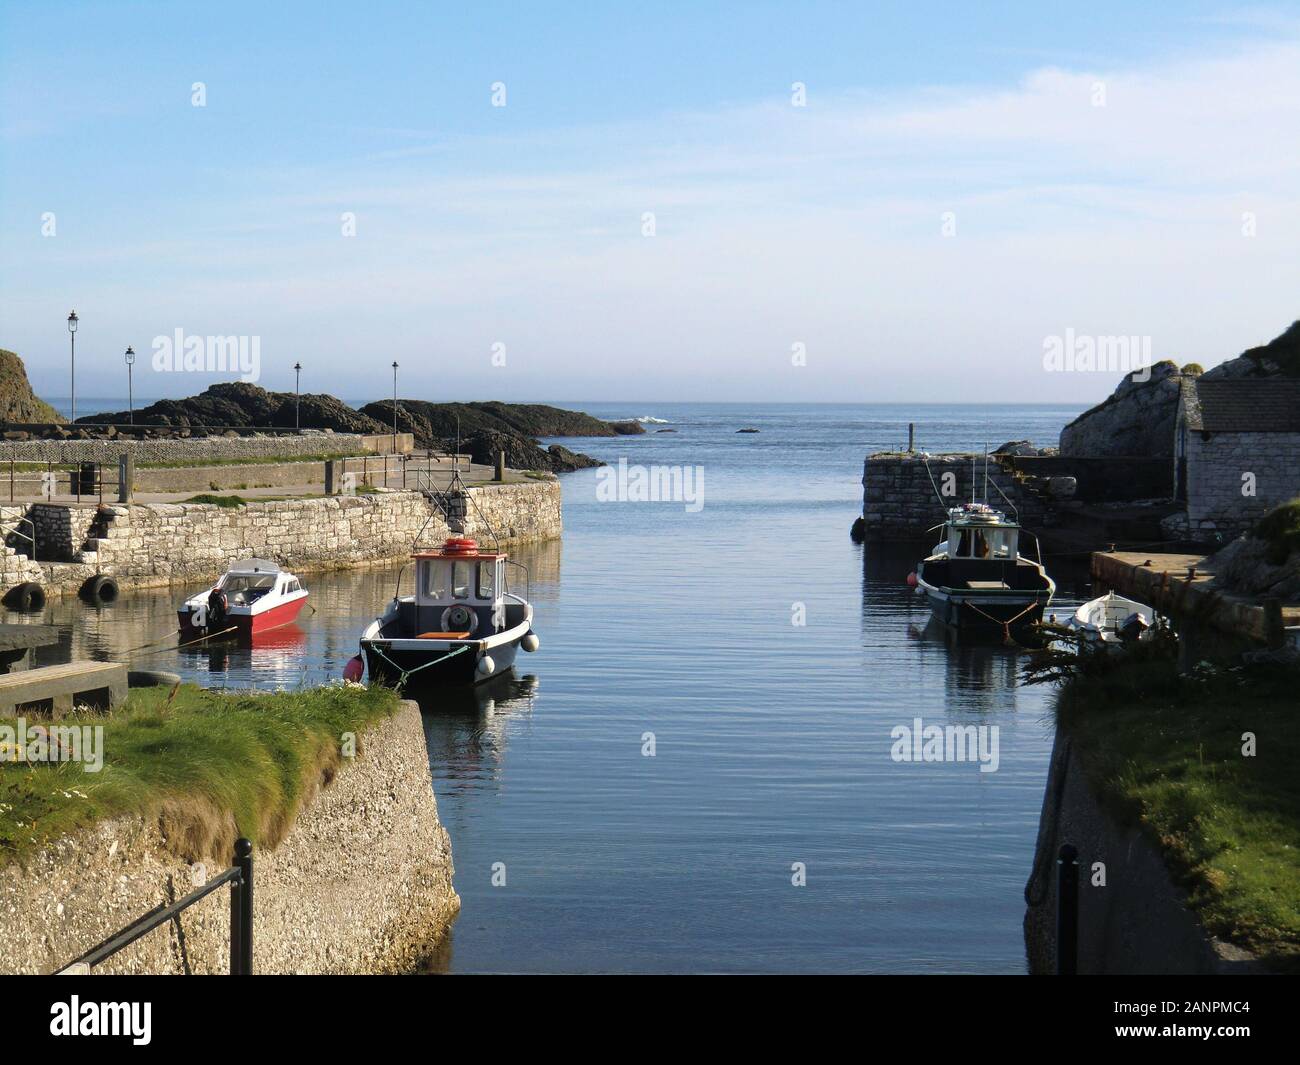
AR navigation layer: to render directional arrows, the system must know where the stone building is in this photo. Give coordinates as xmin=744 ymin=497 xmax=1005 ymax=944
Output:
xmin=1173 ymin=377 xmax=1300 ymax=541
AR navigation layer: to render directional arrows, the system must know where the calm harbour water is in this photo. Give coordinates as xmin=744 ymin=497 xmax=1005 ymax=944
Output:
xmin=25 ymin=401 xmax=1094 ymax=973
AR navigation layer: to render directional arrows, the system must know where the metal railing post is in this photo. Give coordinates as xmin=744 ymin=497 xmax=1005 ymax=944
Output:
xmin=230 ymin=837 xmax=253 ymax=974
xmin=1056 ymin=843 xmax=1078 ymax=975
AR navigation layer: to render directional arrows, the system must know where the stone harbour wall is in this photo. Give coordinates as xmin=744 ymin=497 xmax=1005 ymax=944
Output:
xmin=92 ymin=492 xmax=450 ymax=583
xmin=456 ymin=479 xmax=564 ymax=546
xmin=0 ymin=432 xmax=372 ymax=466
xmin=26 ymin=502 xmax=98 ymax=562
xmin=0 ymin=700 xmax=460 ymax=975
xmin=129 ymin=453 xmax=409 ymax=495
xmin=861 ymin=454 xmax=1048 ymax=540
xmin=1 ymin=478 xmax=563 ymax=592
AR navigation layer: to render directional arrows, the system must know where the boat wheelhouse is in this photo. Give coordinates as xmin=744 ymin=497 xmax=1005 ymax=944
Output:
xmin=178 ymin=558 xmax=309 ymax=641
xmin=914 ymin=504 xmax=1054 ymax=635
xmin=357 ymin=537 xmax=538 ymax=690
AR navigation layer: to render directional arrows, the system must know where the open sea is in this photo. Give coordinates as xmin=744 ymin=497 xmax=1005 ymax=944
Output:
xmin=29 ymin=401 xmax=1092 ymax=972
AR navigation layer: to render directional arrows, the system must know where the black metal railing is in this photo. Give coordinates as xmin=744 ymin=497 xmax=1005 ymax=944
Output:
xmin=56 ymin=838 xmax=253 ymax=975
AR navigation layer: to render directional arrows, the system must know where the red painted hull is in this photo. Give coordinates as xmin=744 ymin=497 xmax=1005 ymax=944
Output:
xmin=179 ymin=594 xmax=308 ymax=642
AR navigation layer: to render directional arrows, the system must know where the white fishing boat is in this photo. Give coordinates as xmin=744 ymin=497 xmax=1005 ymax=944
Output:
xmin=1067 ymin=591 xmax=1156 ymax=648
xmin=914 ymin=503 xmax=1055 ymax=636
xmin=178 ymin=558 xmax=309 ymax=641
xmin=352 ymin=536 xmax=539 ymax=690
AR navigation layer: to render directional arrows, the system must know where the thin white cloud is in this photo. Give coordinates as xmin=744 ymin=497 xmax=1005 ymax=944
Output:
xmin=6 ymin=33 xmax=1300 ymax=401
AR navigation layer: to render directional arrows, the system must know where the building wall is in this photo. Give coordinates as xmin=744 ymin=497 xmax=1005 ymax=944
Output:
xmin=1184 ymin=429 xmax=1300 ymax=538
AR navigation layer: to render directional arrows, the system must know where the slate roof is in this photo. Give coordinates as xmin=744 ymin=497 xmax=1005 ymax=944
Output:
xmin=1183 ymin=379 xmax=1300 ymax=433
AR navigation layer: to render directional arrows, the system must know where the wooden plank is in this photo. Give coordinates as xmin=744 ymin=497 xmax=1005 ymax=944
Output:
xmin=0 ymin=661 xmax=128 ymax=719
xmin=0 ymin=661 xmax=124 ymax=689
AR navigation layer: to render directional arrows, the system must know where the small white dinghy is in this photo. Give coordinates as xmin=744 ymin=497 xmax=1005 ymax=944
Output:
xmin=1067 ymin=591 xmax=1156 ymax=648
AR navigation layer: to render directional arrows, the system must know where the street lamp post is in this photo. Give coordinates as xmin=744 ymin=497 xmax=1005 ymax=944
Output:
xmin=293 ymin=362 xmax=302 ymax=430
xmin=124 ymin=347 xmax=136 ymax=425
xmin=390 ymin=361 xmax=399 ymax=452
xmin=66 ymin=311 xmax=78 ymax=423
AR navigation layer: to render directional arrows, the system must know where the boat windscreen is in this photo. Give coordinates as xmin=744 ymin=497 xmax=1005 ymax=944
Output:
xmin=951 ymin=526 xmax=1018 ymax=559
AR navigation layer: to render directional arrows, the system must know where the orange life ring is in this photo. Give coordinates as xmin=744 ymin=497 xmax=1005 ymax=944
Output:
xmin=444 ymin=537 xmax=478 ymax=554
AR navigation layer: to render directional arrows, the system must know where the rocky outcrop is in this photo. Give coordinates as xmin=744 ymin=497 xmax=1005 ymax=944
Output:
xmin=0 ymin=349 xmax=62 ymax=424
xmin=1060 ymin=320 xmax=1300 ymax=458
xmin=1209 ymin=500 xmax=1300 ymax=603
xmin=459 ymin=428 xmax=601 ymax=473
xmin=0 ymin=700 xmax=459 ymax=975
xmin=360 ymin=401 xmax=613 ymax=472
xmin=1202 ymin=320 xmax=1300 ymax=380
xmin=81 ymin=383 xmax=387 ymax=435
xmin=360 ymin=398 xmax=633 ymax=441
xmin=1059 ymin=360 xmax=1185 ymax=457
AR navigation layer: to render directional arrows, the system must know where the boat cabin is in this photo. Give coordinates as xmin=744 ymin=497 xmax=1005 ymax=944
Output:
xmin=404 ymin=538 xmax=508 ymax=638
xmin=944 ymin=518 xmax=1019 ymax=561
xmin=218 ymin=559 xmax=303 ymax=606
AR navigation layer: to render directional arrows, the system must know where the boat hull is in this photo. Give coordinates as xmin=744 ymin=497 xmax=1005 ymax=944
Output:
xmin=362 ymin=635 xmax=521 ymax=690
xmin=178 ymin=594 xmax=308 ymax=642
xmin=923 ymin=587 xmax=1048 ymax=633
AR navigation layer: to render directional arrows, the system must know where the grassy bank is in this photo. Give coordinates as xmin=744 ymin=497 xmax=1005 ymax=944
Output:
xmin=1053 ymin=649 xmax=1300 ymax=968
xmin=0 ymin=682 xmax=402 ymax=868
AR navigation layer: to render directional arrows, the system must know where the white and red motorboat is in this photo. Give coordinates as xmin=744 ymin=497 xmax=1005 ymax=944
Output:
xmin=178 ymin=558 xmax=309 ymax=641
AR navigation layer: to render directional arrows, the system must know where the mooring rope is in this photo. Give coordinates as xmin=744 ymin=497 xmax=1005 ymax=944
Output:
xmin=126 ymin=626 xmax=239 ymax=659
xmin=963 ymin=600 xmax=1041 ymax=645
xmin=368 ymin=642 xmax=471 ymax=690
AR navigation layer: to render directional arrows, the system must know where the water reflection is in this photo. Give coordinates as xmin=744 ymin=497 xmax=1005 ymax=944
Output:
xmin=860 ymin=541 xmax=1091 ymax=713
xmin=11 ymin=537 xmax=557 ymax=694
xmin=419 ymin=673 xmax=540 ymax=786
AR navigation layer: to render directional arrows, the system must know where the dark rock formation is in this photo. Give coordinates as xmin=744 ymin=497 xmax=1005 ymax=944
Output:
xmin=77 ymin=386 xmax=620 ymax=472
xmin=456 ymin=428 xmax=602 ymax=473
xmin=79 ymin=383 xmax=387 ymax=434
xmin=1060 ymin=320 xmax=1300 ymax=458
xmin=1059 ymin=360 xmax=1185 ymax=457
xmin=358 ymin=399 xmax=631 ymax=441
xmin=0 ymin=349 xmax=62 ymax=423
xmin=1202 ymin=320 xmax=1300 ymax=379
xmin=608 ymin=420 xmax=647 ymax=435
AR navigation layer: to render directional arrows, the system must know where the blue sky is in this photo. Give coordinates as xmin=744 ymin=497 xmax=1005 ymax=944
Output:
xmin=3 ymin=1 xmax=1299 ymax=406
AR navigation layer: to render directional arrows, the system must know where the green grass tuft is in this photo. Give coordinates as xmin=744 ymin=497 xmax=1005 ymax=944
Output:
xmin=1055 ymin=655 xmax=1300 ymax=969
xmin=0 ymin=683 xmax=402 ymax=868
xmin=181 ymin=493 xmax=248 ymax=507
xmin=1251 ymin=497 xmax=1300 ymax=566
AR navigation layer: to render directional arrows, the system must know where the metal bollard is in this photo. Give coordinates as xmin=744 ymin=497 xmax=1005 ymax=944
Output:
xmin=229 ymin=837 xmax=253 ymax=974
xmin=1056 ymin=843 xmax=1078 ymax=975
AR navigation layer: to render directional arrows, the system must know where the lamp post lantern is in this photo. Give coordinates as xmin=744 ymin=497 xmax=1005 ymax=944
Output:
xmin=293 ymin=362 xmax=302 ymax=430
xmin=66 ymin=311 xmax=79 ymax=423
xmin=124 ymin=346 xmax=136 ymax=425
xmin=391 ymin=361 xmax=399 ymax=451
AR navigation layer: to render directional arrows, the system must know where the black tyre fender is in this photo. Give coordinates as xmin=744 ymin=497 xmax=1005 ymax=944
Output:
xmin=81 ymin=574 xmax=120 ymax=604
xmin=127 ymin=670 xmax=182 ymax=688
xmin=3 ymin=581 xmax=47 ymax=611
